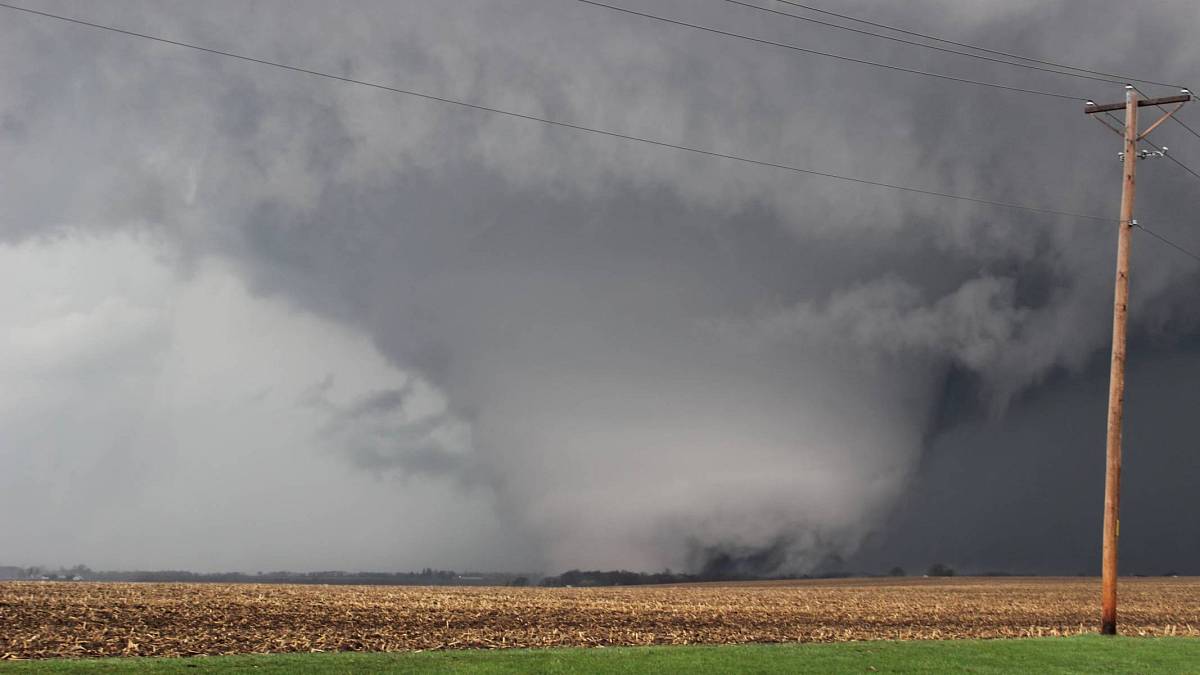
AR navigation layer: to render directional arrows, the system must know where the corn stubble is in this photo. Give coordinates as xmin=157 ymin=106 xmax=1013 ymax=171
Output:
xmin=2 ymin=577 xmax=1198 ymax=659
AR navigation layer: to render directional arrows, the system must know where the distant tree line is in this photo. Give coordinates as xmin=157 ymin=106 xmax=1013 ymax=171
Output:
xmin=5 ymin=565 xmax=524 ymax=586
xmin=6 ymin=563 xmax=1188 ymax=587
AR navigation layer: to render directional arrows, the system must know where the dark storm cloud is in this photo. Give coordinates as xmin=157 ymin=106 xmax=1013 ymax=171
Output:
xmin=1 ymin=0 xmax=1198 ymax=573
xmin=850 ymin=341 xmax=1200 ymax=576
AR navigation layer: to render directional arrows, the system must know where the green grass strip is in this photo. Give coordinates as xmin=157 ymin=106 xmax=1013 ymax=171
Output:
xmin=3 ymin=636 xmax=1198 ymax=674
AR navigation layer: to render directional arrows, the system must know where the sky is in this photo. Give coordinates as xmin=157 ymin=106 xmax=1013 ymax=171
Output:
xmin=1 ymin=0 xmax=1198 ymax=576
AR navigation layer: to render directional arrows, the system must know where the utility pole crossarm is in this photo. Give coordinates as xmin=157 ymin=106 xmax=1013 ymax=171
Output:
xmin=1084 ymin=93 xmax=1190 ymax=114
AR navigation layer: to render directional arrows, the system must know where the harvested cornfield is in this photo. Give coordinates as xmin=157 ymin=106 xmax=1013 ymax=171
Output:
xmin=2 ymin=577 xmax=1198 ymax=659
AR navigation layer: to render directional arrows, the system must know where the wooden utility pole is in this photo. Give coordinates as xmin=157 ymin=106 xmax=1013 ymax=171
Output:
xmin=1085 ymin=87 xmax=1189 ymax=635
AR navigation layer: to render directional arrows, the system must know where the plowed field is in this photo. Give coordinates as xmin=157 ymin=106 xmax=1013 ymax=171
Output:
xmin=2 ymin=577 xmax=1198 ymax=659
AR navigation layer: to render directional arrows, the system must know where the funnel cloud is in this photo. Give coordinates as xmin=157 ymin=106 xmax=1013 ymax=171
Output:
xmin=1 ymin=0 xmax=1198 ymax=576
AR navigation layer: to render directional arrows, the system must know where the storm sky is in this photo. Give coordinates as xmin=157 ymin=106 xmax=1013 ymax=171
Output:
xmin=1 ymin=0 xmax=1198 ymax=575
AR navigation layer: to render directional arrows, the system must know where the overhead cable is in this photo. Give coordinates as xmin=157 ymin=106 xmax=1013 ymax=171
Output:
xmin=0 ymin=0 xmax=1112 ymax=222
xmin=722 ymin=0 xmax=1130 ymax=87
xmin=768 ymin=0 xmax=1186 ymax=91
xmin=573 ymin=0 xmax=1086 ymax=101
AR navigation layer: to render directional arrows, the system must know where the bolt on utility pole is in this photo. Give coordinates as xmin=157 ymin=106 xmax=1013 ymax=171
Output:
xmin=1085 ymin=86 xmax=1189 ymax=635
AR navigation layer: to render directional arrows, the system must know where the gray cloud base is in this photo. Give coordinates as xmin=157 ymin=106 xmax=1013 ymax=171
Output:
xmin=1 ymin=0 xmax=1198 ymax=574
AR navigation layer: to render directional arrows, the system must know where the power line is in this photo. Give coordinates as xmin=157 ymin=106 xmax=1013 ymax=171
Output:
xmin=1110 ymin=89 xmax=1200 ymax=183
xmin=734 ymin=0 xmax=1200 ymax=158
xmin=572 ymin=0 xmax=1085 ymax=102
xmin=1127 ymin=84 xmax=1200 ymax=145
xmin=769 ymin=0 xmax=1186 ymax=91
xmin=1089 ymin=91 xmax=1200 ymax=265
xmin=1137 ymin=223 xmax=1200 ymax=263
xmin=1159 ymin=104 xmax=1200 ymax=145
xmin=722 ymin=0 xmax=1129 ymax=87
xmin=0 ymin=0 xmax=1113 ymax=223
xmin=3 ymin=3 xmax=1190 ymax=265
xmin=1170 ymin=115 xmax=1200 ymax=142
xmin=1163 ymin=153 xmax=1200 ymax=183
xmin=1102 ymin=110 xmax=1200 ymax=184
